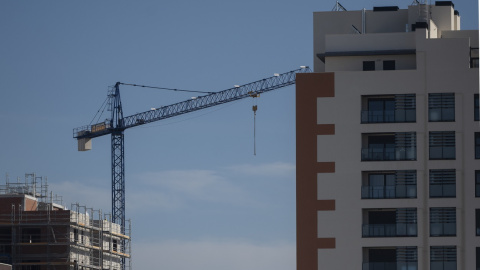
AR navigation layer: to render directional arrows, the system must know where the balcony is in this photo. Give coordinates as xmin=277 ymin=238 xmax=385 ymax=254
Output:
xmin=362 ymin=133 xmax=416 ymax=161
xmin=361 ymin=147 xmax=416 ymax=161
xmin=361 ymin=185 xmax=416 ymax=199
xmin=362 ymin=224 xmax=417 ymax=237
xmin=363 ymin=209 xmax=417 ymax=238
xmin=362 ymin=262 xmax=417 ymax=270
xmin=363 ymin=247 xmax=417 ymax=270
xmin=361 ymin=94 xmax=416 ymax=124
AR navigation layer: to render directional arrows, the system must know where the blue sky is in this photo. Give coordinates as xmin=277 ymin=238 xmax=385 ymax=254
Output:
xmin=0 ymin=0 xmax=477 ymax=269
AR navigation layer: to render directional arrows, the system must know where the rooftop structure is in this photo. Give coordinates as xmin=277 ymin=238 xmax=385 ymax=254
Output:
xmin=0 ymin=173 xmax=131 ymax=270
xmin=296 ymin=1 xmax=478 ymax=269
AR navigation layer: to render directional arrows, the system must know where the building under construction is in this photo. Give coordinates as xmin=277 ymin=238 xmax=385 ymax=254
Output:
xmin=0 ymin=173 xmax=131 ymax=270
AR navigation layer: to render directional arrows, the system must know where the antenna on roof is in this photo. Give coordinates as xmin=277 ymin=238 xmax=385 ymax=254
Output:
xmin=332 ymin=1 xmax=347 ymax=11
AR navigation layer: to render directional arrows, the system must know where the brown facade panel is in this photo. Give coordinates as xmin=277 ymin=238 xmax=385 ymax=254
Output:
xmin=316 ymin=162 xmax=335 ymax=173
xmin=296 ymin=73 xmax=336 ymax=270
xmin=316 ymin=200 xmax=335 ymax=211
xmin=296 ymin=73 xmax=335 ymax=98
xmin=317 ymin=238 xmax=336 ymax=249
xmin=315 ymin=124 xmax=335 ymax=135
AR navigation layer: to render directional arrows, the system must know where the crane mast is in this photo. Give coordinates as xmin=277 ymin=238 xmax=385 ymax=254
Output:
xmin=73 ymin=66 xmax=311 ymax=268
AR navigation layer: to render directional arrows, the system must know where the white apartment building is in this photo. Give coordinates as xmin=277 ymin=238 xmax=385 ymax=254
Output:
xmin=296 ymin=1 xmax=479 ymax=269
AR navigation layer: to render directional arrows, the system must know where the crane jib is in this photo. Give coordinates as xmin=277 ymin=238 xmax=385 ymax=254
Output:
xmin=73 ymin=67 xmax=311 ymax=140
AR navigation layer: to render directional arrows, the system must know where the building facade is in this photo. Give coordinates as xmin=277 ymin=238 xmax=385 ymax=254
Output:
xmin=0 ymin=174 xmax=131 ymax=270
xmin=296 ymin=2 xmax=479 ymax=269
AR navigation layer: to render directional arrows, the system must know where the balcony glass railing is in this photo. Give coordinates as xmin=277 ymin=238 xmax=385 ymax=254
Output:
xmin=361 ymin=185 xmax=416 ymax=199
xmin=362 ymin=147 xmax=416 ymax=161
xmin=361 ymin=109 xmax=415 ymax=123
xmin=362 ymin=224 xmax=417 ymax=237
xmin=362 ymin=262 xmax=417 ymax=270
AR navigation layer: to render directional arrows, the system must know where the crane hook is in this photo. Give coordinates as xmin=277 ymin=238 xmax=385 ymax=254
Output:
xmin=251 ymin=93 xmax=259 ymax=156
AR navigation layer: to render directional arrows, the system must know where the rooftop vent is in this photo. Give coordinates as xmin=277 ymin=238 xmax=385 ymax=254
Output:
xmin=373 ymin=6 xmax=399 ymax=12
xmin=435 ymin=1 xmax=454 ymax=7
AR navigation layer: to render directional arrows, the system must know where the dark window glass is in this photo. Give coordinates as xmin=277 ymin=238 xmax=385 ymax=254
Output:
xmin=363 ymin=247 xmax=417 ymax=270
xmin=363 ymin=208 xmax=417 ymax=238
xmin=383 ymin=60 xmax=395 ymax=70
xmin=476 ymin=209 xmax=480 ymax=236
xmin=430 ymin=246 xmax=456 ymax=270
xmin=430 ymin=208 xmax=456 ymax=237
xmin=429 ymin=131 xmax=456 ymax=160
xmin=476 ymin=133 xmax=480 ymax=159
xmin=429 ymin=93 xmax=455 ymax=122
xmin=429 ymin=169 xmax=456 ymax=198
xmin=367 ymin=173 xmax=396 ymax=198
xmin=22 ymin=228 xmax=41 ymax=243
xmin=476 ymin=171 xmax=480 ymax=198
xmin=363 ymin=61 xmax=375 ymax=71
xmin=475 ymin=94 xmax=479 ymax=121
xmin=368 ymin=98 xmax=395 ymax=122
xmin=471 ymin=48 xmax=479 ymax=68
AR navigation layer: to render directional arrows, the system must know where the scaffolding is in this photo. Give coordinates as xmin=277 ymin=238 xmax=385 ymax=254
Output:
xmin=0 ymin=174 xmax=131 ymax=270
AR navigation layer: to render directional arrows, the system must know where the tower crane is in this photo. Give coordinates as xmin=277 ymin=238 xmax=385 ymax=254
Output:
xmin=72 ymin=66 xmax=311 ymax=239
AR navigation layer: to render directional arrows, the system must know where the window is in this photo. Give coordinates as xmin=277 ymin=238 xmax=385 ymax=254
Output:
xmin=113 ymin=239 xmax=118 ymax=252
xmin=430 ymin=208 xmax=456 ymax=237
xmin=361 ymin=94 xmax=416 ymax=123
xmin=362 ymin=132 xmax=416 ymax=161
xmin=362 ymin=208 xmax=417 ymax=237
xmin=363 ymin=61 xmax=375 ymax=71
xmin=74 ymin=228 xmax=78 ymax=242
xmin=383 ymin=60 xmax=395 ymax=70
xmin=22 ymin=228 xmax=41 ymax=243
xmin=429 ymin=131 xmax=455 ymax=160
xmin=430 ymin=246 xmax=456 ymax=270
xmin=429 ymin=169 xmax=456 ymax=198
xmin=471 ymin=48 xmax=479 ymax=68
xmin=362 ymin=170 xmax=416 ymax=199
xmin=476 ymin=133 xmax=480 ymax=159
xmin=475 ymin=94 xmax=479 ymax=121
xmin=429 ymin=93 xmax=455 ymax=122
xmin=476 ymin=209 xmax=480 ymax=236
xmin=363 ymin=247 xmax=417 ymax=270
xmin=476 ymin=171 xmax=480 ymax=198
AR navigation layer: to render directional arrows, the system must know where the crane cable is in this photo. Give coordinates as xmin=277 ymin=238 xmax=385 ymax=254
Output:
xmin=118 ymin=82 xmax=215 ymax=94
xmin=249 ymin=91 xmax=260 ymax=156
